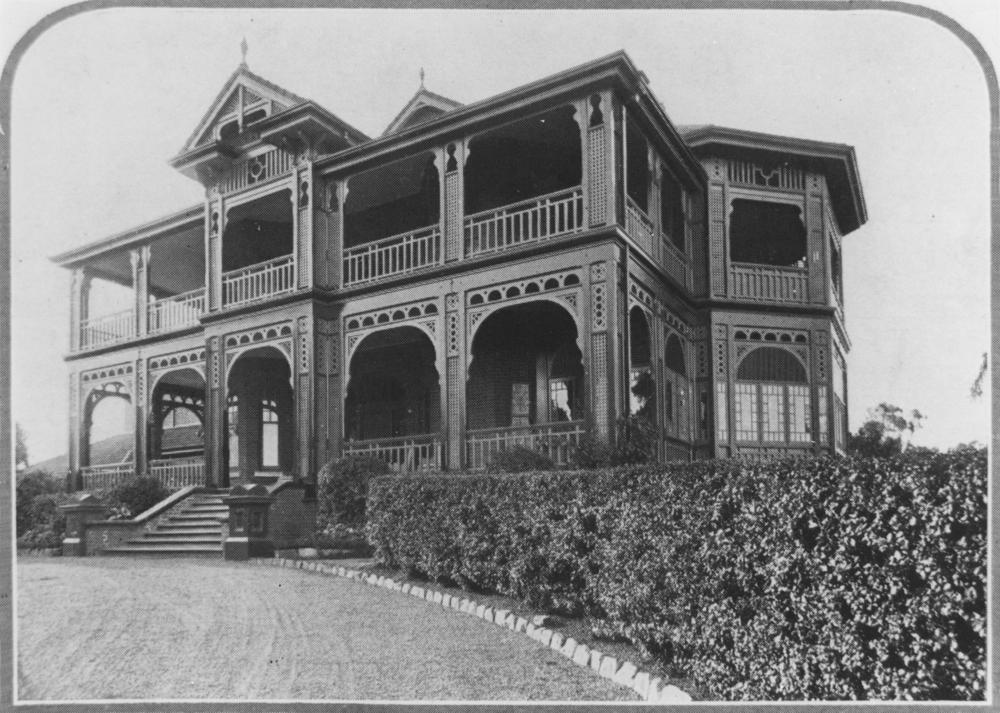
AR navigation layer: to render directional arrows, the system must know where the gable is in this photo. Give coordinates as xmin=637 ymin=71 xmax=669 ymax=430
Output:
xmin=383 ymin=88 xmax=463 ymax=135
xmin=182 ymin=67 xmax=307 ymax=152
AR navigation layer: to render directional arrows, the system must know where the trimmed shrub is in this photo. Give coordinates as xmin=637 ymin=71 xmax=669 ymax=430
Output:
xmin=16 ymin=469 xmax=62 ymax=535
xmin=485 ymin=445 xmax=555 ymax=473
xmin=317 ymin=454 xmax=391 ymax=529
xmin=367 ymin=449 xmax=986 ymax=700
xmin=108 ymin=477 xmax=170 ymax=519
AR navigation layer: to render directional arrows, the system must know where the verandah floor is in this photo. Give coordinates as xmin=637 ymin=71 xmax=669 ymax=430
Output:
xmin=15 ymin=558 xmax=637 ymax=702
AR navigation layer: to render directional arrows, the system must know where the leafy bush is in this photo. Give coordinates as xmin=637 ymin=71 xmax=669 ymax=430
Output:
xmin=317 ymin=454 xmax=391 ymax=529
xmin=571 ymin=417 xmax=656 ymax=468
xmin=16 ymin=492 xmax=69 ymax=550
xmin=367 ymin=449 xmax=987 ymax=700
xmin=108 ymin=477 xmax=170 ymax=519
xmin=485 ymin=445 xmax=555 ymax=473
xmin=16 ymin=469 xmax=62 ymax=535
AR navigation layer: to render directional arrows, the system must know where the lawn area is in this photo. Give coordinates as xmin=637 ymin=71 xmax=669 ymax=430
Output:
xmin=16 ymin=558 xmax=639 ymax=702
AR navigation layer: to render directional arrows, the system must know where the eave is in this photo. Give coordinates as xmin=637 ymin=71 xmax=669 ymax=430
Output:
xmin=315 ymin=50 xmax=706 ymax=190
xmin=50 ymin=204 xmax=204 ymax=268
xmin=680 ymin=124 xmax=868 ymax=233
xmin=169 ymin=141 xmax=240 ymax=184
xmin=253 ymin=101 xmax=369 ymax=155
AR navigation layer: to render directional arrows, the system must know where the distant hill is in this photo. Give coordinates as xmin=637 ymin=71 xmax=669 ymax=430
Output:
xmin=29 ymin=425 xmax=202 ymax=474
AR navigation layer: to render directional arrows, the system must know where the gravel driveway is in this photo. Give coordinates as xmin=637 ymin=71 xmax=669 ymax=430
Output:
xmin=16 ymin=558 xmax=637 ymax=702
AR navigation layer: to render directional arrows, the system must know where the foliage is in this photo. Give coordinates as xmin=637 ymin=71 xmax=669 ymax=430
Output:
xmin=317 ymin=454 xmax=390 ymax=529
xmin=485 ymin=445 xmax=555 ymax=473
xmin=107 ymin=477 xmax=170 ymax=519
xmin=16 ymin=422 xmax=29 ymax=470
xmin=970 ymin=352 xmax=987 ymax=399
xmin=16 ymin=469 xmax=62 ymax=535
xmin=367 ymin=449 xmax=987 ymax=700
xmin=572 ymin=416 xmax=656 ymax=468
xmin=848 ymin=403 xmax=925 ymax=457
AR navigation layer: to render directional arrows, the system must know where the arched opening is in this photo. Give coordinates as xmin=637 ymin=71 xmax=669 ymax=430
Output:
xmin=729 ymin=199 xmax=807 ymax=267
xmin=463 ymin=106 xmax=582 ymax=254
xmin=149 ymin=368 xmax=205 ymax=461
xmin=344 ymin=326 xmax=441 ymax=471
xmin=466 ymin=301 xmax=583 ymax=467
xmin=664 ymin=332 xmax=688 ymax=441
xmin=629 ymin=306 xmax=655 ymax=423
xmin=734 ymin=346 xmax=811 ymax=444
xmin=82 ymin=383 xmax=132 ymax=468
xmin=226 ymin=346 xmax=294 ymax=483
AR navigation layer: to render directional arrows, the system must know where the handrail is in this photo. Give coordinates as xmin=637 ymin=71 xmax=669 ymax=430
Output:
xmin=342 ymin=225 xmax=441 ymax=286
xmin=222 ymin=254 xmax=295 ymax=307
xmin=148 ymin=287 xmax=205 ymax=334
xmin=221 ymin=253 xmax=294 ymax=280
xmin=464 ymin=187 xmax=583 ymax=257
xmin=343 ymin=433 xmax=443 ymax=473
xmin=730 ymin=261 xmax=809 ymax=304
xmin=625 ymin=195 xmax=655 ymax=256
xmin=466 ymin=421 xmax=585 ymax=469
xmin=80 ymin=308 xmax=135 ymax=349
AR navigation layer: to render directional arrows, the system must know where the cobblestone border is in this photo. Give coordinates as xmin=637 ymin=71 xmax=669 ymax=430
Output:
xmin=256 ymin=557 xmax=692 ymax=704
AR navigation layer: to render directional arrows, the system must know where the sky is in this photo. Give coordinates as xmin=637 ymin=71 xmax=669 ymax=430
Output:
xmin=3 ymin=2 xmax=996 ymax=461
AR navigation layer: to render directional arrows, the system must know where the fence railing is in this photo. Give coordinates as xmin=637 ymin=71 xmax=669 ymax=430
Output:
xmin=222 ymin=254 xmax=295 ymax=308
xmin=730 ymin=262 xmax=809 ymax=303
xmin=343 ymin=226 xmax=441 ymax=286
xmin=465 ymin=187 xmax=583 ymax=257
xmin=147 ymin=288 xmax=205 ymax=334
xmin=149 ymin=456 xmax=205 ymax=490
xmin=342 ymin=434 xmax=443 ymax=473
xmin=466 ymin=421 xmax=585 ymax=470
xmin=660 ymin=232 xmax=690 ymax=288
xmin=80 ymin=463 xmax=134 ymax=491
xmin=625 ymin=196 xmax=655 ymax=256
xmin=80 ymin=309 xmax=135 ymax=350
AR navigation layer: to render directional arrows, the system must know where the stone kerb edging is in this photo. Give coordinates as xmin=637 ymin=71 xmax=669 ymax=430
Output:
xmin=256 ymin=557 xmax=692 ymax=704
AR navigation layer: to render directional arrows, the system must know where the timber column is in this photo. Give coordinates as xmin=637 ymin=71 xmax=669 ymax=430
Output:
xmin=204 ymin=335 xmax=225 ymax=487
xmin=444 ymin=292 xmax=465 ymax=470
xmin=294 ymin=316 xmax=313 ymax=481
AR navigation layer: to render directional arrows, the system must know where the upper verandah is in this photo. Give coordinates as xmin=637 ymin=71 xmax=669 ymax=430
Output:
xmin=51 ymin=50 xmax=706 ymax=268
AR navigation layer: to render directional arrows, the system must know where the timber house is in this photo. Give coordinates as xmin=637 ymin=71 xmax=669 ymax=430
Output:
xmin=53 ymin=51 xmax=865 ymax=498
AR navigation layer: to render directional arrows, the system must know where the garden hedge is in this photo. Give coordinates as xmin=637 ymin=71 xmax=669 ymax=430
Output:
xmin=367 ymin=448 xmax=986 ymax=700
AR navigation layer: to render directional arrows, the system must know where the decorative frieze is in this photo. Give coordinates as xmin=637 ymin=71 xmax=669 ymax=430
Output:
xmin=344 ymin=300 xmax=439 ymax=332
xmin=733 ymin=328 xmax=809 ymax=344
xmin=466 ymin=270 xmax=582 ymax=306
xmin=224 ymin=323 xmax=294 ymax=348
xmin=149 ymin=348 xmax=207 ymax=371
xmin=80 ymin=363 xmax=133 ymax=383
xmin=591 ymin=283 xmax=607 ymax=332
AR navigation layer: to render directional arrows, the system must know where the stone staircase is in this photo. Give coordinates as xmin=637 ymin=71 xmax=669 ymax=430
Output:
xmin=102 ymin=491 xmax=228 ymax=557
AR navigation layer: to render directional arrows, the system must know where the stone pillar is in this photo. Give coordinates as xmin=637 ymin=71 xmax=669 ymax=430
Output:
xmin=222 ymin=485 xmax=274 ymax=560
xmin=60 ymin=494 xmax=107 ymax=556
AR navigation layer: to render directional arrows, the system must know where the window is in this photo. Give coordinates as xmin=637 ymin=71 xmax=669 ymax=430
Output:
xmin=227 ymin=395 xmax=239 ymax=468
xmin=261 ymin=399 xmax=279 ymax=468
xmin=729 ymin=199 xmax=807 ymax=267
xmin=734 ymin=347 xmax=811 ymax=444
xmin=549 ymin=378 xmax=575 ymax=422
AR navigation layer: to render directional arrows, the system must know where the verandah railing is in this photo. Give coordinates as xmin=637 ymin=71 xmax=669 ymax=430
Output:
xmin=80 ymin=309 xmax=135 ymax=350
xmin=660 ymin=232 xmax=690 ymax=289
xmin=730 ymin=262 xmax=809 ymax=304
xmin=625 ymin=196 xmax=655 ymax=256
xmin=147 ymin=288 xmax=205 ymax=334
xmin=80 ymin=463 xmax=134 ymax=491
xmin=466 ymin=420 xmax=585 ymax=470
xmin=342 ymin=226 xmax=441 ymax=286
xmin=464 ymin=187 xmax=583 ymax=256
xmin=343 ymin=434 xmax=443 ymax=473
xmin=222 ymin=254 xmax=295 ymax=308
xmin=148 ymin=456 xmax=205 ymax=490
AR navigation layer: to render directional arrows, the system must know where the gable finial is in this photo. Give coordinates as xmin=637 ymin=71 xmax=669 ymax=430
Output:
xmin=240 ymin=37 xmax=249 ymax=68
xmin=419 ymin=67 xmax=425 ymax=89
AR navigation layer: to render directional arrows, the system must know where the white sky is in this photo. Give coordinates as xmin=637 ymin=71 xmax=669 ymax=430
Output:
xmin=4 ymin=2 xmax=996 ymax=461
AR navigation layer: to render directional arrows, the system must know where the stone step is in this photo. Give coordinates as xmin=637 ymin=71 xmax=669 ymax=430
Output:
xmin=102 ymin=544 xmax=222 ymax=556
xmin=127 ymin=536 xmax=221 ymax=546
xmin=179 ymin=506 xmax=228 ymax=515
xmin=150 ymin=527 xmax=222 ymax=536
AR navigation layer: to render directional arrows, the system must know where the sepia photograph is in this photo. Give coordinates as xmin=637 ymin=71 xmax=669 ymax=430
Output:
xmin=4 ymin=1 xmax=994 ymax=706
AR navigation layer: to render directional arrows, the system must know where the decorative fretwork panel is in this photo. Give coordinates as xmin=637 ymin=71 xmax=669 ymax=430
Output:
xmin=149 ymin=349 xmax=207 ymax=372
xmin=591 ymin=283 xmax=607 ymax=332
xmin=592 ymin=332 xmax=609 ymax=438
xmin=588 ymin=125 xmax=607 ymax=226
xmin=224 ymin=323 xmax=294 ymax=349
xmin=733 ymin=328 xmax=809 ymax=344
xmin=708 ymin=185 xmax=726 ymax=296
xmin=446 ymin=355 xmax=462 ymax=468
xmin=728 ymin=160 xmax=805 ymax=191
xmin=715 ymin=382 xmax=729 ymax=443
xmin=817 ymin=385 xmax=829 ymax=446
xmin=466 ymin=270 xmax=582 ymax=307
xmin=344 ymin=300 xmax=439 ymax=332
xmin=445 ymin=171 xmax=462 ymax=262
xmin=219 ymin=149 xmax=295 ymax=194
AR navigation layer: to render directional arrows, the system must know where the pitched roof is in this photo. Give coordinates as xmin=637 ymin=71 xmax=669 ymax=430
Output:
xmin=383 ymin=86 xmax=463 ymax=135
